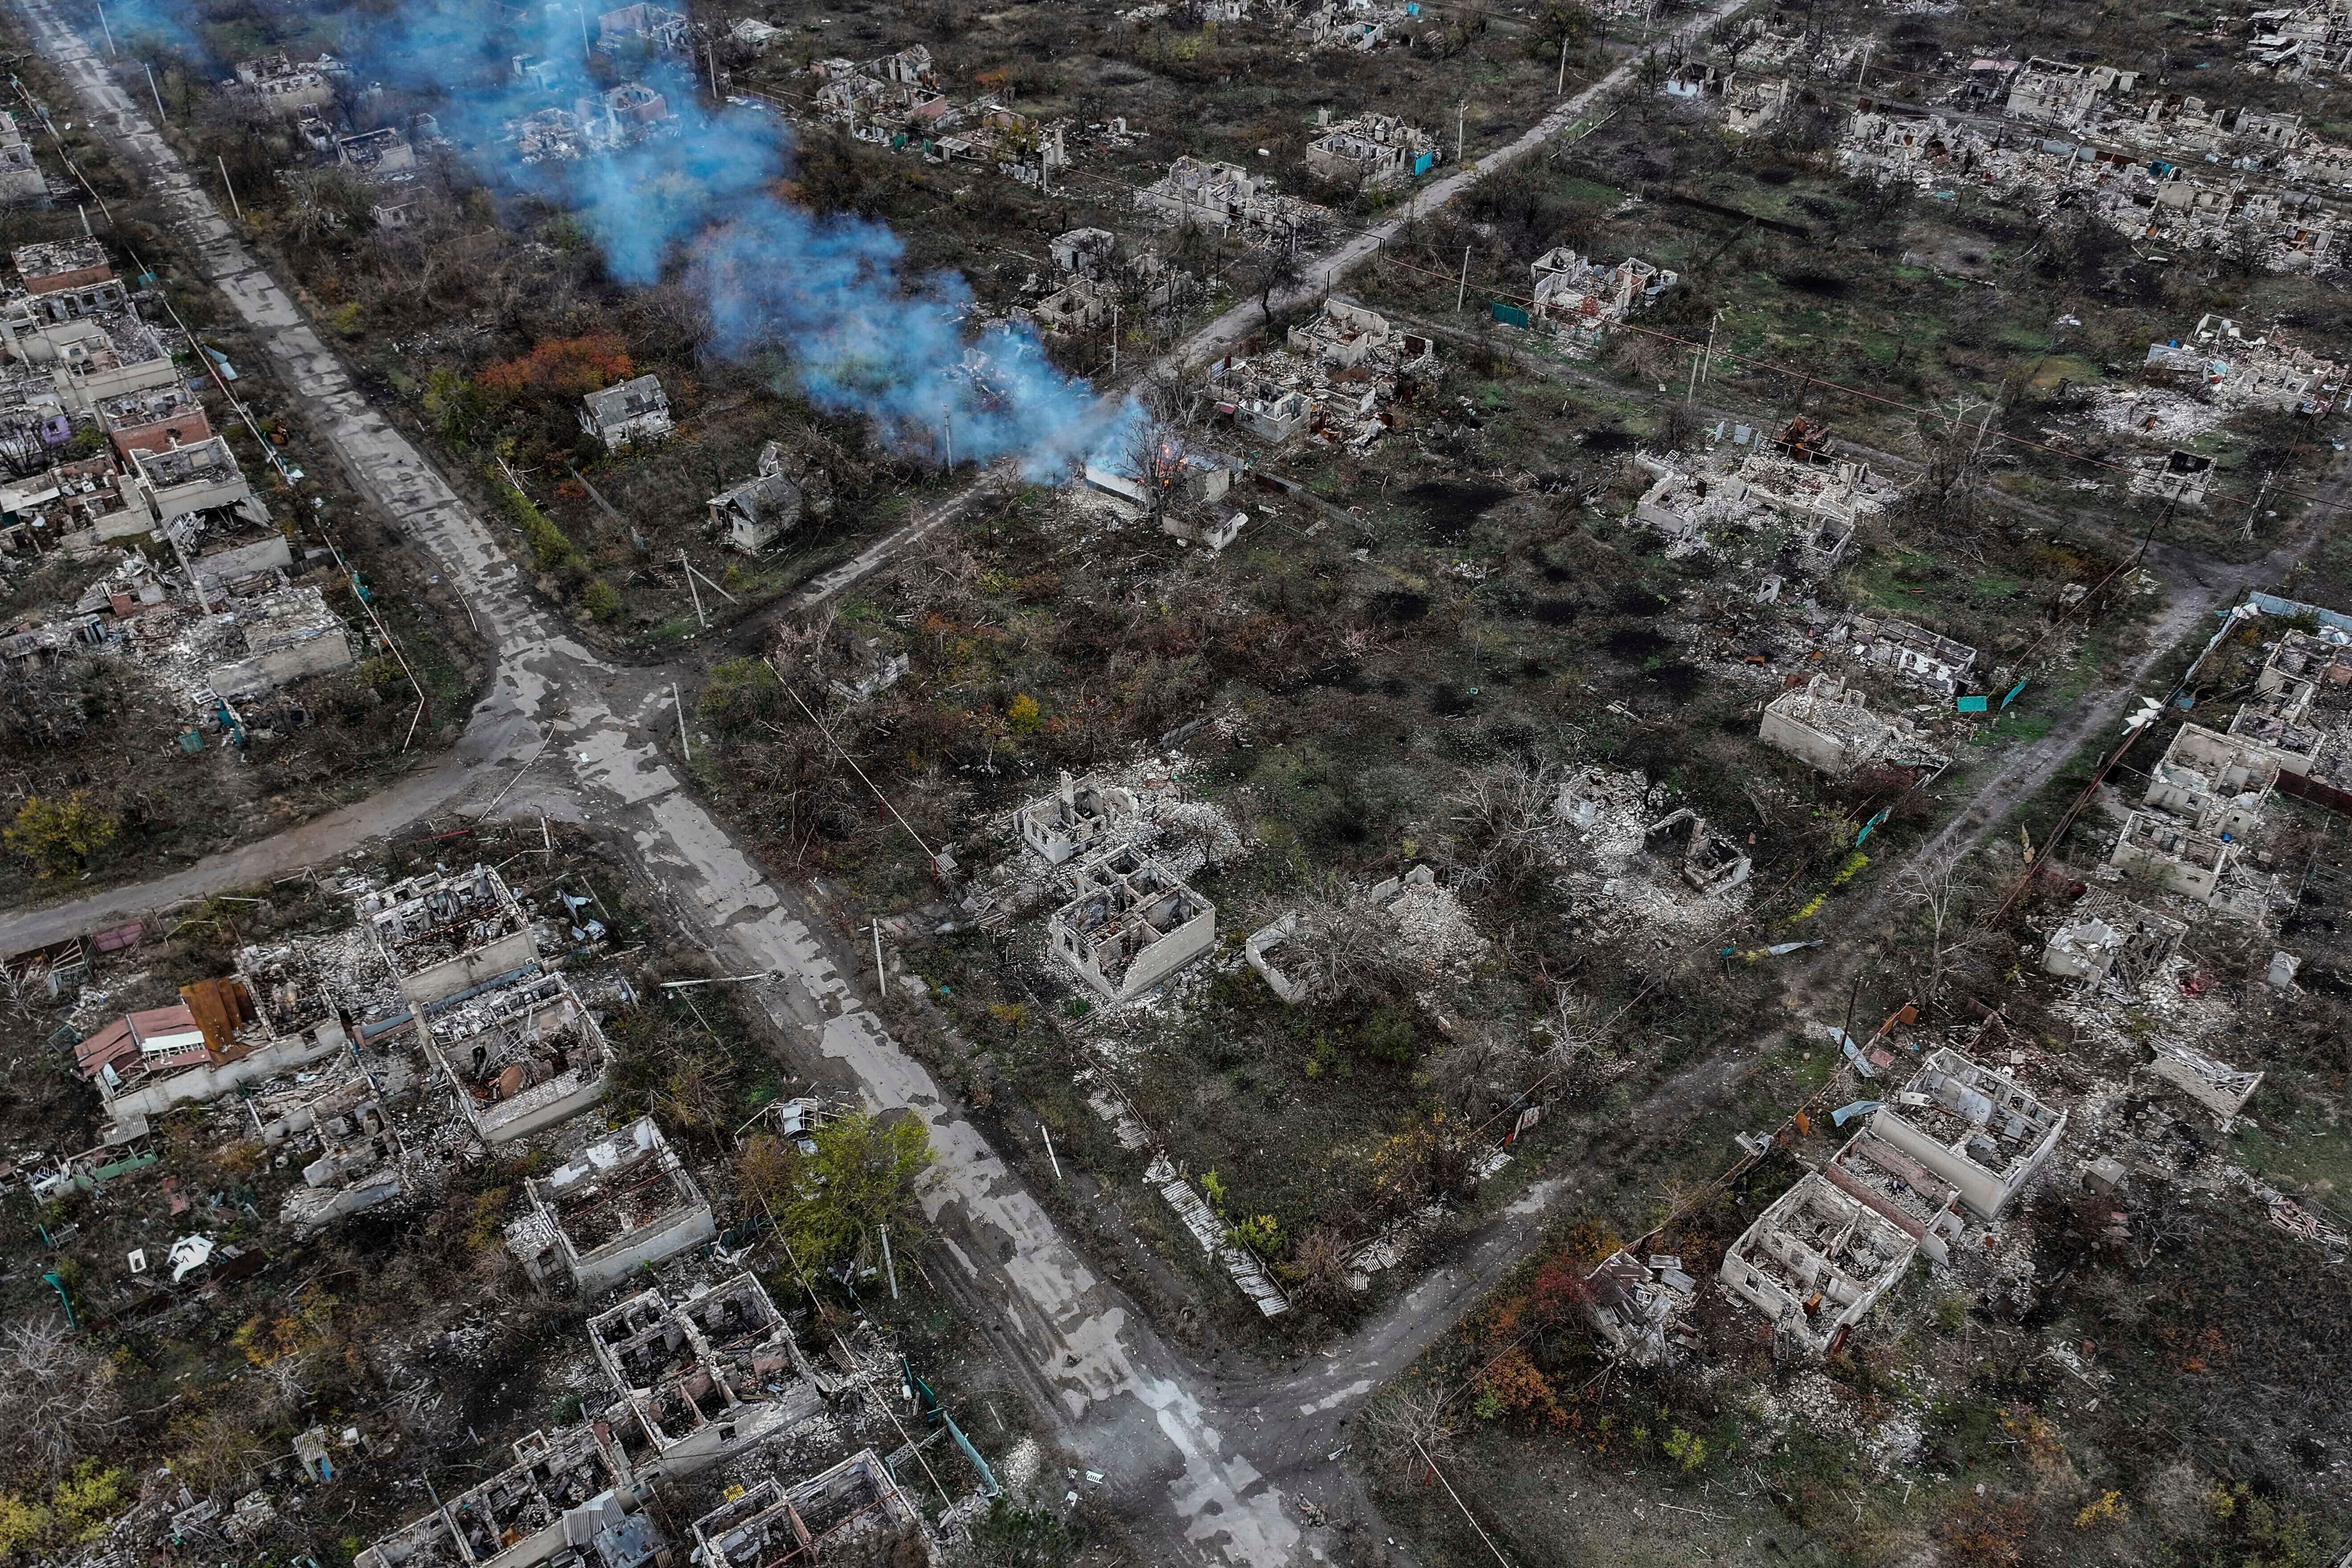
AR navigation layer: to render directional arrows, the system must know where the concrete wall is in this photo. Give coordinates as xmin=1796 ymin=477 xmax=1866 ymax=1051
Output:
xmin=474 ymin=1073 xmax=606 ymax=1144
xmin=1759 ymin=704 xmax=1849 ymax=772
xmin=207 ymin=625 xmax=355 ymax=698
xmin=148 ymin=472 xmax=253 ymax=522
xmin=570 ymin=1199 xmax=717 ymax=1296
xmin=104 ymin=1023 xmax=349 ymax=1121
xmin=57 ymin=352 xmax=178 ymax=412
xmin=194 ymin=533 xmax=294 ymax=583
xmin=399 ymin=927 xmax=539 ymax=1010
xmin=1094 ymin=902 xmax=1215 ymax=1001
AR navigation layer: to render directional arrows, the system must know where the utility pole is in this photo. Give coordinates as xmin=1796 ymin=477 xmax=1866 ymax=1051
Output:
xmin=1456 ymin=100 xmax=1466 ymax=165
xmin=708 ymin=42 xmax=719 ymax=100
xmin=1558 ymin=33 xmax=1569 ymax=95
xmin=2241 ymin=469 xmax=2274 ymax=543
xmin=1455 ymin=244 xmax=1470 ymax=312
xmin=1857 ymin=37 xmax=1874 ymax=90
xmin=943 ymin=412 xmax=952 ymax=471
xmin=94 ymin=0 xmax=114 ymax=55
xmin=1110 ymin=301 xmax=1119 ymax=376
xmin=216 ymin=155 xmax=242 ymax=221
xmin=142 ymin=61 xmax=164 ymax=122
xmin=577 ymin=1 xmax=591 ymax=56
xmin=1702 ymin=306 xmax=1724 ymax=387
xmin=878 ymin=1224 xmax=898 ymax=1300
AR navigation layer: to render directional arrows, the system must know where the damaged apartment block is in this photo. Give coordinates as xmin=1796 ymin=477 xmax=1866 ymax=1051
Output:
xmin=356 ymin=1424 xmax=660 ymax=1568
xmin=425 ymin=971 xmax=611 ymax=1143
xmin=505 ymin=1117 xmax=718 ymax=1295
xmin=1048 ymin=845 xmax=1216 ymax=1003
xmin=689 ymin=1449 xmax=931 ymax=1568
xmin=2043 ymin=899 xmax=2188 ymax=992
xmin=267 ymin=1070 xmax=412 ymax=1234
xmin=588 ymin=1274 xmax=826 ymax=1472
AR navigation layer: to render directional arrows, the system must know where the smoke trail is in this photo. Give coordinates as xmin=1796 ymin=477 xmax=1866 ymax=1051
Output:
xmin=150 ymin=1 xmax=1137 ymax=475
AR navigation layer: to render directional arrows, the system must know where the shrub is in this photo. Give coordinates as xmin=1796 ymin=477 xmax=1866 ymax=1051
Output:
xmin=583 ymin=579 xmax=623 ymax=621
xmin=475 ymin=333 xmax=634 ymax=403
xmin=699 ymin=657 xmax=782 ymax=733
xmin=4 ymin=794 xmax=118 ymax=879
xmin=494 ymin=483 xmax=580 ymax=572
xmin=1006 ymin=692 xmax=1043 ymax=734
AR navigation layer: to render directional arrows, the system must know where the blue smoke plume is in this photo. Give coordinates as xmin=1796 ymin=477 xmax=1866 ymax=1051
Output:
xmin=143 ymin=1 xmax=1136 ymax=475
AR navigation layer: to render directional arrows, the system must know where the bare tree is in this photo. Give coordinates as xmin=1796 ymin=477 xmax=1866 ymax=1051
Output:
xmin=1357 ymin=1382 xmax=1463 ymax=1481
xmin=1445 ymin=755 xmax=1560 ymax=892
xmin=1281 ymin=879 xmax=1415 ymax=1001
xmin=1899 ymin=847 xmax=1979 ymax=1011
xmin=0 ymin=1314 xmax=122 ymax=1478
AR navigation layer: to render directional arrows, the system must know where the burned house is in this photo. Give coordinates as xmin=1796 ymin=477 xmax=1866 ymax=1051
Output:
xmin=588 ymin=1275 xmax=825 ymax=1472
xmin=2144 ymin=722 xmax=2278 ymax=837
xmin=362 ymin=864 xmax=537 ymax=1014
xmin=1135 ymin=156 xmax=1320 ymax=241
xmin=1023 ymin=275 xmax=1116 ymax=337
xmin=338 ymin=127 xmax=416 ymax=178
xmin=689 ymin=1450 xmax=929 ymax=1568
xmin=1760 ymin=676 xmax=1921 ymax=774
xmin=927 ymin=103 xmax=1069 ymax=187
xmin=1205 ymin=357 xmax=1313 ymax=442
xmin=2043 ymin=900 xmax=2188 ymax=991
xmin=233 ymin=53 xmax=341 ymax=115
xmin=357 ymin=1425 xmax=657 ymax=1568
xmin=1642 ymin=807 xmax=1752 ymax=896
xmin=2107 ymin=809 xmax=2237 ymax=902
xmin=579 ymin=375 xmax=672 ymax=450
xmin=426 ymin=971 xmax=610 ymax=1143
xmin=1868 ymin=1049 xmax=2067 ymax=1220
xmin=1723 ymin=75 xmax=1793 ymax=136
xmin=1287 ymin=299 xmax=1433 ymax=373
xmin=1821 ymin=1130 xmax=1966 ymax=1266
xmin=272 ymin=1071 xmax=410 ymax=1233
xmin=1719 ymin=1172 xmax=1922 ymax=1355
xmin=0 ymin=453 xmax=151 ymax=553
xmin=1047 ymin=845 xmax=1216 ymax=1003
xmin=2145 ymin=314 xmax=2342 ymax=415
xmin=1303 ymin=110 xmax=1441 ymax=187
xmin=2005 ymin=58 xmax=2137 ymax=128
xmin=1014 ymin=771 xmax=1140 ymax=864
xmin=1049 ymin=227 xmax=1117 ymax=276
xmin=135 ymin=437 xmax=277 ymax=595
xmin=20 ymin=310 xmax=180 ymax=414
xmin=505 ymin=1117 xmax=717 ymax=1295
xmin=813 ymin=51 xmax=946 ymax=138
xmin=709 ymin=440 xmax=832 ymax=555
xmin=1630 ymin=446 xmax=1884 ymax=568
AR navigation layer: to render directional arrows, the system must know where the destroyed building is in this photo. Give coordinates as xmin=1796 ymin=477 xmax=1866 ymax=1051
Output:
xmin=588 ymin=1274 xmax=826 ymax=1471
xmin=1719 ymin=1172 xmax=1923 ymax=1355
xmin=2131 ymin=447 xmax=2216 ymax=506
xmin=1015 ymin=771 xmax=1140 ymax=864
xmin=1723 ymin=75 xmax=1793 ymax=135
xmin=1303 ymin=110 xmax=1441 ymax=187
xmin=270 ymin=1070 xmax=411 ymax=1233
xmin=2108 ymin=809 xmax=2237 ymax=902
xmin=709 ymin=440 xmax=832 ymax=555
xmin=425 ymin=971 xmax=611 ymax=1143
xmin=0 ymin=112 xmax=45 ymax=205
xmin=1584 ymin=1249 xmax=1699 ymax=1366
xmin=689 ymin=1450 xmax=929 ymax=1568
xmin=1047 ymin=845 xmax=1216 ymax=1003
xmin=1245 ymin=865 xmax=1455 ymax=1004
xmin=597 ymin=2 xmax=690 ymax=52
xmin=1857 ymin=617 xmax=1978 ymax=695
xmin=102 ymin=384 xmax=212 ymax=457
xmin=2145 ymin=313 xmax=2342 ymax=415
xmin=2144 ymin=722 xmax=2278 ymax=837
xmin=1867 ymin=1048 xmax=2067 ymax=1220
xmin=2043 ymin=899 xmax=2188 ymax=992
xmin=1523 ymin=247 xmax=1678 ymax=356
xmin=926 ymin=103 xmax=1069 ymax=187
xmin=506 ymin=1117 xmax=718 ymax=1295
xmin=356 ymin=1425 xmax=658 ymax=1568
xmin=233 ymin=53 xmax=341 ymax=115
xmin=1049 ymin=227 xmax=1117 ymax=276
xmin=338 ymin=127 xmax=416 ymax=178
xmin=1286 ymin=299 xmax=1434 ymax=374
xmin=1631 ymin=445 xmax=1885 ymax=568
xmin=1760 ymin=676 xmax=1923 ymax=774
xmin=1821 ymin=1129 xmax=1965 ymax=1267
xmin=2005 ymin=57 xmax=2138 ymax=128
xmin=201 ymin=585 xmax=357 ymax=702
xmin=579 ymin=375 xmax=672 ymax=450
xmin=11 ymin=239 xmax=125 ymax=320
xmin=361 ymin=864 xmax=537 ymax=1014
xmin=1023 ymin=275 xmax=1116 ymax=336
xmin=1135 ymin=156 xmax=1321 ymax=241
xmin=2148 ymin=1038 xmax=2264 ymax=1122
xmin=76 ymin=967 xmax=355 ymax=1133
xmin=1642 ymin=807 xmax=1752 ymax=895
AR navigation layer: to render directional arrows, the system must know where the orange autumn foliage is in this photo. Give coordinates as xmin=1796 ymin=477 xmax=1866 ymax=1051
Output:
xmin=1477 ymin=1344 xmax=1566 ymax=1427
xmin=476 ymin=333 xmax=635 ymax=402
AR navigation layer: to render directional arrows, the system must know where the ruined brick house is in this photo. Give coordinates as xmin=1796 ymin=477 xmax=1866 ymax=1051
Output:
xmin=1048 ymin=845 xmax=1217 ymax=1003
xmin=1303 ymin=111 xmax=1441 ymax=187
xmin=580 ymin=374 xmax=672 ymax=449
xmin=505 ymin=1117 xmax=718 ymax=1295
xmin=708 ymin=439 xmax=833 ymax=555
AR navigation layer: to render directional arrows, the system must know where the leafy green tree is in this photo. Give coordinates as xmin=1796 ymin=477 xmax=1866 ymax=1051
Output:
xmin=4 ymin=794 xmax=117 ymax=879
xmin=738 ymin=1109 xmax=931 ymax=1274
